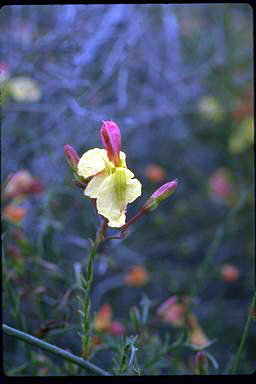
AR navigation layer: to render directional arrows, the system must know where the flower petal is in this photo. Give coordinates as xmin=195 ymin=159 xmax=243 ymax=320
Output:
xmin=77 ymin=148 xmax=108 ymax=179
xmin=119 ymin=151 xmax=127 ymax=168
xmin=107 ymin=212 xmax=126 ymax=228
xmin=126 ymin=178 xmax=142 ymax=203
xmin=84 ymin=172 xmax=107 ymax=199
xmin=95 ymin=173 xmax=125 ymax=227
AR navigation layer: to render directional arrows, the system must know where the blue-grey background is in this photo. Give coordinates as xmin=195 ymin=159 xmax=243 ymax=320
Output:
xmin=1 ymin=4 xmax=254 ymax=375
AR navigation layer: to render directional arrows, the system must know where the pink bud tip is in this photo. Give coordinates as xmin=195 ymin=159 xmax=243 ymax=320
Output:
xmin=151 ymin=179 xmax=178 ymax=201
xmin=142 ymin=179 xmax=178 ymax=213
xmin=64 ymin=144 xmax=80 ymax=171
xmin=100 ymin=120 xmax=121 ymax=166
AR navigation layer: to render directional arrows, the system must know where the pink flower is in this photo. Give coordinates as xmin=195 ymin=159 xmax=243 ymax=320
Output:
xmin=100 ymin=120 xmax=121 ymax=166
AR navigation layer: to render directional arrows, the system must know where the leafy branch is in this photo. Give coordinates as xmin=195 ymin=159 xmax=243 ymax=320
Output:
xmin=2 ymin=324 xmax=110 ymax=376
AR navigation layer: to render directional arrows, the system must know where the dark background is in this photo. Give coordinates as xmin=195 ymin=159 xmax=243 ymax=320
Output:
xmin=1 ymin=4 xmax=254 ymax=375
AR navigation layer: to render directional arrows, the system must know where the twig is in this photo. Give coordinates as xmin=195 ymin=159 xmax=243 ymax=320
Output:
xmin=2 ymin=324 xmax=110 ymax=376
xmin=228 ymin=290 xmax=256 ymax=374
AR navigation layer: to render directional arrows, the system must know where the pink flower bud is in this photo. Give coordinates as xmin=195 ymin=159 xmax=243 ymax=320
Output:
xmin=142 ymin=179 xmax=178 ymax=213
xmin=64 ymin=144 xmax=80 ymax=171
xmin=100 ymin=120 xmax=121 ymax=166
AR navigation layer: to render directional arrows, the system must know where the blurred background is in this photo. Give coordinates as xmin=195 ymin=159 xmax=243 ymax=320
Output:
xmin=1 ymin=4 xmax=254 ymax=375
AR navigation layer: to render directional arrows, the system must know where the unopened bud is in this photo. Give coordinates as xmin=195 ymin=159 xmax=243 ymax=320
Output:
xmin=195 ymin=351 xmax=208 ymax=375
xmin=142 ymin=179 xmax=178 ymax=213
xmin=100 ymin=120 xmax=121 ymax=166
xmin=64 ymin=144 xmax=80 ymax=171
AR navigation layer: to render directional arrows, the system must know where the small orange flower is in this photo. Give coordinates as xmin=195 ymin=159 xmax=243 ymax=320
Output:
xmin=124 ymin=265 xmax=149 ymax=286
xmin=220 ymin=264 xmax=240 ymax=282
xmin=3 ymin=204 xmax=27 ymax=224
xmin=93 ymin=304 xmax=126 ymax=336
xmin=93 ymin=304 xmax=112 ymax=332
xmin=145 ymin=164 xmax=166 ymax=182
xmin=156 ymin=296 xmax=187 ymax=327
xmin=187 ymin=314 xmax=209 ymax=348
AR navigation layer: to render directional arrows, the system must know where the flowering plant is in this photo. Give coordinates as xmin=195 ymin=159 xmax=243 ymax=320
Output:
xmin=64 ymin=120 xmax=178 ymax=358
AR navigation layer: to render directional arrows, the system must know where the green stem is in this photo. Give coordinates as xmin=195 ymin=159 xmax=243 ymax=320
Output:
xmin=2 ymin=324 xmax=110 ymax=376
xmin=81 ymin=219 xmax=108 ymax=358
xmin=228 ymin=290 xmax=256 ymax=374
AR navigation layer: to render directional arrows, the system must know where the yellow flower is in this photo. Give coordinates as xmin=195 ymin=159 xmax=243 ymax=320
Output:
xmin=77 ymin=148 xmax=141 ymax=227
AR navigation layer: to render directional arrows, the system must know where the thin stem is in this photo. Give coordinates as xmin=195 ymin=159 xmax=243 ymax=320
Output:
xmin=2 ymin=324 xmax=110 ymax=376
xmin=120 ymin=209 xmax=144 ymax=236
xmin=228 ymin=290 xmax=256 ymax=374
xmin=81 ymin=219 xmax=108 ymax=358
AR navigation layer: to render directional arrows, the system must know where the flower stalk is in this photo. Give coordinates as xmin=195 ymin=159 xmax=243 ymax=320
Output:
xmin=81 ymin=218 xmax=108 ymax=359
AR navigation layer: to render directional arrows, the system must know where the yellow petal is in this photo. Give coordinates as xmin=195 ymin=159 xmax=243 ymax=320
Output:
xmin=83 ymin=157 xmax=141 ymax=227
xmin=84 ymin=172 xmax=107 ymax=199
xmin=95 ymin=173 xmax=125 ymax=226
xmin=93 ymin=168 xmax=140 ymax=227
xmin=77 ymin=148 xmax=108 ymax=179
xmin=107 ymin=212 xmax=126 ymax=228
xmin=126 ymin=178 xmax=142 ymax=203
